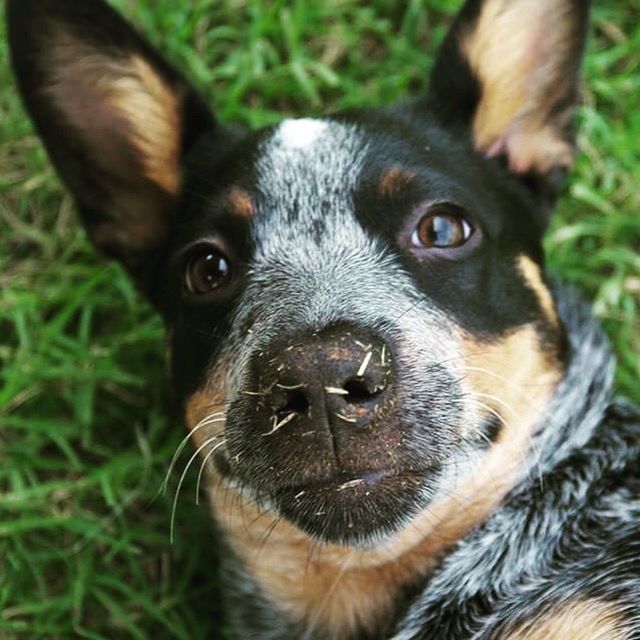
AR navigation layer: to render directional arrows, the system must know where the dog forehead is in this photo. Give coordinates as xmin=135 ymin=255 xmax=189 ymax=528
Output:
xmin=255 ymin=118 xmax=366 ymax=207
xmin=250 ymin=117 xmax=370 ymax=257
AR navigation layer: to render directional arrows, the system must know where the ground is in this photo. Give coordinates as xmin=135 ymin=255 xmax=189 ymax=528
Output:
xmin=0 ymin=1 xmax=638 ymax=638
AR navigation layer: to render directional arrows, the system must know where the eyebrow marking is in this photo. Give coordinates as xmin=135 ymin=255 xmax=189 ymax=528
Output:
xmin=379 ymin=166 xmax=416 ymax=197
xmin=227 ymin=187 xmax=255 ymax=218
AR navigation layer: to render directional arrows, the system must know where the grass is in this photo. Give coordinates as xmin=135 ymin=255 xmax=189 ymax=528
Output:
xmin=1 ymin=0 xmax=638 ymax=638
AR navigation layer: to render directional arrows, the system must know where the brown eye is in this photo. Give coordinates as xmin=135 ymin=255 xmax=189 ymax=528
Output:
xmin=412 ymin=204 xmax=473 ymax=249
xmin=184 ymin=248 xmax=232 ymax=295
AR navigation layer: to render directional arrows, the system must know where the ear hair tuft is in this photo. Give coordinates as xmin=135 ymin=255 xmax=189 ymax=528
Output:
xmin=46 ymin=28 xmax=184 ymax=195
xmin=428 ymin=0 xmax=590 ymax=211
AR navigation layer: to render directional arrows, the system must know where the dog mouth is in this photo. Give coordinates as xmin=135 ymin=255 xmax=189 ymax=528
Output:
xmin=215 ymin=451 xmax=433 ymax=544
xmin=275 ymin=468 xmax=415 ymax=495
xmin=269 ymin=467 xmax=433 ymax=545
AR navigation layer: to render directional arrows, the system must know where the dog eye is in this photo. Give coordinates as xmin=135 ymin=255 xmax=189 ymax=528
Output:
xmin=184 ymin=247 xmax=232 ymax=295
xmin=412 ymin=204 xmax=473 ymax=249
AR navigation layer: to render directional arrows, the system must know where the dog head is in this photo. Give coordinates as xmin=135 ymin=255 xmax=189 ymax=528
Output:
xmin=8 ymin=0 xmax=588 ymax=546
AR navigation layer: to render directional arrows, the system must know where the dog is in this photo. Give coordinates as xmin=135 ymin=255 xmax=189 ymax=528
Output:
xmin=7 ymin=0 xmax=640 ymax=638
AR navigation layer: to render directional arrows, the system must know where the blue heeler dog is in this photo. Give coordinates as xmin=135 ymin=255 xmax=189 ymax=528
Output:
xmin=7 ymin=0 xmax=640 ymax=637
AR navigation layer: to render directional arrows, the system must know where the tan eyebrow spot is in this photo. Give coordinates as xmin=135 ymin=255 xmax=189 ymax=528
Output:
xmin=379 ymin=166 xmax=416 ymax=197
xmin=227 ymin=187 xmax=255 ymax=218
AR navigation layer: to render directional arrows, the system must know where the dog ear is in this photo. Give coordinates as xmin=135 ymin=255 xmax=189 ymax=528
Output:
xmin=7 ymin=0 xmax=219 ymax=294
xmin=427 ymin=0 xmax=590 ymax=213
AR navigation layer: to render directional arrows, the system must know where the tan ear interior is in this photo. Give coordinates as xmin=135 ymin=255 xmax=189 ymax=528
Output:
xmin=46 ymin=28 xmax=183 ymax=195
xmin=107 ymin=55 xmax=182 ymax=194
xmin=461 ymin=0 xmax=580 ymax=174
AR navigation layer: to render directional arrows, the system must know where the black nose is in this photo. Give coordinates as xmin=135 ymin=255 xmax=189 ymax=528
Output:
xmin=254 ymin=326 xmax=393 ymax=433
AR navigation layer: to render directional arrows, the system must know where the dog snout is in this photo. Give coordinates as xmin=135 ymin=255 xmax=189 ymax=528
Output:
xmin=255 ymin=326 xmax=394 ymax=433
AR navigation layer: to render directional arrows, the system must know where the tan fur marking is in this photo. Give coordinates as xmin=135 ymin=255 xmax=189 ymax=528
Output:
xmin=227 ymin=187 xmax=255 ymax=218
xmin=460 ymin=324 xmax=562 ymax=443
xmin=197 ymin=325 xmax=562 ymax=638
xmin=110 ymin=55 xmax=182 ymax=195
xmin=209 ymin=484 xmax=433 ymax=638
xmin=517 ymin=254 xmax=559 ymax=327
xmin=462 ymin=0 xmax=577 ymax=174
xmin=184 ymin=366 xmax=228 ymax=449
xmin=505 ymin=600 xmax=629 ymax=640
xmin=379 ymin=166 xmax=416 ymax=197
xmin=48 ymin=31 xmax=182 ymax=194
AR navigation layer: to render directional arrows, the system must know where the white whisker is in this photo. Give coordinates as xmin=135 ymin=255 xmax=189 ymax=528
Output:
xmin=170 ymin=436 xmax=226 ymax=544
xmin=196 ymin=439 xmax=228 ymax=504
xmin=160 ymin=413 xmax=225 ymax=494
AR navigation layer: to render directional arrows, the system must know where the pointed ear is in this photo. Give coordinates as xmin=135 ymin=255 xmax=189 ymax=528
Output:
xmin=427 ymin=0 xmax=590 ymax=210
xmin=7 ymin=0 xmax=218 ymax=292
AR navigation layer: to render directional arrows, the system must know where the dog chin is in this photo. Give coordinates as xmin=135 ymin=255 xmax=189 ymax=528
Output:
xmin=270 ymin=469 xmax=434 ymax=547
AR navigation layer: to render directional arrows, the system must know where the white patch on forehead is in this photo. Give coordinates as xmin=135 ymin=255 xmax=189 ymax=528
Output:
xmin=274 ymin=118 xmax=329 ymax=150
xmin=254 ymin=118 xmax=367 ymax=238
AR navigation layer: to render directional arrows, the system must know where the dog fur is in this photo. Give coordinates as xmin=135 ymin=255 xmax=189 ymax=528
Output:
xmin=7 ymin=0 xmax=640 ymax=638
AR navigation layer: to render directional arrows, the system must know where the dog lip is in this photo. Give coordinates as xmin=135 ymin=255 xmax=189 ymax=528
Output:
xmin=271 ymin=468 xmax=432 ymax=543
xmin=273 ymin=468 xmax=424 ymax=496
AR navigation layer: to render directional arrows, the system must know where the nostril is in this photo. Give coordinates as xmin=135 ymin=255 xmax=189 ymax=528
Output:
xmin=276 ymin=388 xmax=310 ymax=415
xmin=342 ymin=377 xmax=383 ymax=404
